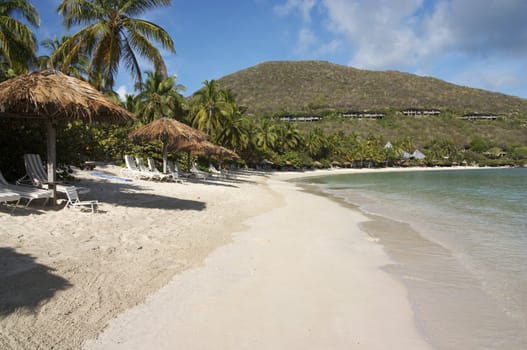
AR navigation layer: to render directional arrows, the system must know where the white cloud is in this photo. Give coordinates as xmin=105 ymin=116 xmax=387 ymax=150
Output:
xmin=274 ymin=0 xmax=317 ymax=22
xmin=317 ymin=0 xmax=527 ymax=69
xmin=274 ymin=0 xmax=527 ymax=96
xmin=321 ymin=0 xmax=428 ymax=68
xmin=295 ymin=27 xmax=318 ymax=53
xmin=116 ymin=85 xmax=128 ymax=100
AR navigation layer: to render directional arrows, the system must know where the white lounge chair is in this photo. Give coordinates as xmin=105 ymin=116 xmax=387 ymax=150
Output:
xmin=0 ymin=170 xmax=52 ymax=207
xmin=190 ymin=162 xmax=210 ymax=179
xmin=208 ymin=164 xmax=222 ymax=176
xmin=0 ymin=188 xmax=21 ymax=212
xmin=64 ymin=186 xmax=98 ymax=213
xmin=147 ymin=158 xmax=171 ymax=181
xmin=166 ymin=160 xmax=187 ymax=182
xmin=18 ymin=154 xmax=89 ymax=195
xmin=136 ymin=157 xmax=162 ymax=180
xmin=122 ymin=155 xmax=157 ymax=180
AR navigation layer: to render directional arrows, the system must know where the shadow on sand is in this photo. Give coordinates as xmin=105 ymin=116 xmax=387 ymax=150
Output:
xmin=0 ymin=247 xmax=72 ymax=316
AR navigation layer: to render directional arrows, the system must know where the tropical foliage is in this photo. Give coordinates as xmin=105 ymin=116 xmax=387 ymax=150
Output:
xmin=0 ymin=0 xmax=40 ymax=78
xmin=0 ymin=1 xmax=526 ymax=178
xmin=135 ymin=70 xmax=186 ymax=123
xmin=36 ymin=35 xmax=89 ymax=78
xmin=190 ymin=80 xmax=230 ymax=136
xmin=54 ymin=0 xmax=175 ymax=90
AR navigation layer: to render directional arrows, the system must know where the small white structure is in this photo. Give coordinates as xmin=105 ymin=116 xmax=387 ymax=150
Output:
xmin=412 ymin=149 xmax=426 ymax=160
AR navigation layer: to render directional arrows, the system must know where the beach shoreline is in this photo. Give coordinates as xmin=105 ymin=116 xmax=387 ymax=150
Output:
xmin=297 ymin=166 xmax=527 ymax=349
xmin=85 ymin=172 xmax=432 ymax=350
xmin=0 ymin=164 xmax=507 ymax=349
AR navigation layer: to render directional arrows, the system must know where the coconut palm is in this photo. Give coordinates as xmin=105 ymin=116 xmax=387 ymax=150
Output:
xmin=55 ymin=0 xmax=175 ymax=91
xmin=303 ymin=127 xmax=326 ymax=159
xmin=136 ymin=70 xmax=186 ymax=123
xmin=191 ymin=79 xmax=228 ymax=136
xmin=275 ymin=122 xmax=302 ymax=153
xmin=37 ymin=35 xmax=89 ymax=79
xmin=326 ymin=131 xmax=346 ymax=160
xmin=0 ymin=0 xmax=40 ymax=74
xmin=216 ymin=105 xmax=250 ymax=153
xmin=254 ymin=118 xmax=278 ymax=152
xmin=122 ymin=93 xmax=138 ymax=113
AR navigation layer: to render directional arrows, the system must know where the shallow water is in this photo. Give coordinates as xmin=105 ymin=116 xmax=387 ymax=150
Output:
xmin=301 ymin=168 xmax=527 ymax=349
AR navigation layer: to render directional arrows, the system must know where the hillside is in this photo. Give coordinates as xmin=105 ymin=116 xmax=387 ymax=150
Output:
xmin=216 ymin=60 xmax=527 ymax=116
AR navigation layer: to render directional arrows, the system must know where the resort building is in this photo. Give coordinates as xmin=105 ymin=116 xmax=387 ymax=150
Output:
xmin=460 ymin=113 xmax=498 ymax=120
xmin=402 ymin=108 xmax=441 ymax=116
xmin=341 ymin=111 xmax=385 ymax=119
xmin=278 ymin=114 xmax=322 ymax=122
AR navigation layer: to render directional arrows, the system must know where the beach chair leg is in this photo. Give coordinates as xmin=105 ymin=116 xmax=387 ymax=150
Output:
xmin=10 ymin=199 xmax=21 ymax=213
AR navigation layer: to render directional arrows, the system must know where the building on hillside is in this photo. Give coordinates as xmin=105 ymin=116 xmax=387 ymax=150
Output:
xmin=460 ymin=113 xmax=498 ymax=120
xmin=401 ymin=149 xmax=426 ymax=160
xmin=341 ymin=111 xmax=384 ymax=119
xmin=402 ymin=108 xmax=441 ymax=116
xmin=412 ymin=149 xmax=426 ymax=160
xmin=278 ymin=114 xmax=322 ymax=122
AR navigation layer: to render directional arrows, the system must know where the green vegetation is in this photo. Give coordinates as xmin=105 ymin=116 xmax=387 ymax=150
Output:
xmin=54 ymin=0 xmax=175 ymax=90
xmin=0 ymin=0 xmax=40 ymax=78
xmin=217 ymin=60 xmax=527 ymax=116
xmin=0 ymin=3 xmax=526 ymax=177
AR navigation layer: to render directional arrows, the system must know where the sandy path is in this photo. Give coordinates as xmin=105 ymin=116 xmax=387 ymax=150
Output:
xmin=85 ymin=177 xmax=431 ymax=349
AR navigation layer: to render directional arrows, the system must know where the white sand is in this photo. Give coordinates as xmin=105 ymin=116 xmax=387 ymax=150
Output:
xmin=0 ymin=165 xmax=453 ymax=349
xmin=84 ymin=172 xmax=432 ymax=350
xmin=0 ymin=165 xmax=277 ymax=349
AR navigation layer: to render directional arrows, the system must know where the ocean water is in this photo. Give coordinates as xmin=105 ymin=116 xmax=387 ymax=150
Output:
xmin=301 ymin=168 xmax=527 ymax=349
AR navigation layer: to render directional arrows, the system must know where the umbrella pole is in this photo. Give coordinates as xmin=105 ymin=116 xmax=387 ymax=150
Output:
xmin=46 ymin=120 xmax=57 ymax=205
xmin=162 ymin=142 xmax=168 ymax=173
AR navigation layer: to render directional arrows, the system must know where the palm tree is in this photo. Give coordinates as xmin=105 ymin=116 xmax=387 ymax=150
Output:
xmin=0 ymin=0 xmax=40 ymax=75
xmin=275 ymin=122 xmax=302 ymax=153
xmin=55 ymin=0 xmax=175 ymax=91
xmin=191 ymin=80 xmax=228 ymax=136
xmin=303 ymin=128 xmax=326 ymax=159
xmin=136 ymin=70 xmax=186 ymax=123
xmin=216 ymin=105 xmax=250 ymax=153
xmin=254 ymin=118 xmax=278 ymax=153
xmin=122 ymin=93 xmax=139 ymax=114
xmin=37 ymin=35 xmax=89 ymax=79
xmin=326 ymin=131 xmax=346 ymax=160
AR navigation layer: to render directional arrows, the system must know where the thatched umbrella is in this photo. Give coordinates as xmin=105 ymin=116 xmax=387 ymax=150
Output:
xmin=171 ymin=140 xmax=239 ymax=170
xmin=312 ymin=161 xmax=323 ymax=168
xmin=213 ymin=145 xmax=240 ymax=160
xmin=129 ymin=117 xmax=207 ymax=173
xmin=0 ymin=70 xmax=134 ymax=201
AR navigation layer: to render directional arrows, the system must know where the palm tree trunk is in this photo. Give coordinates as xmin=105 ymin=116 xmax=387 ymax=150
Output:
xmin=206 ymin=105 xmax=212 ymax=136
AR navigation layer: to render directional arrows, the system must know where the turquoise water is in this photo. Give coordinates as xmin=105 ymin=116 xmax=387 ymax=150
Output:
xmin=302 ymin=168 xmax=527 ymax=349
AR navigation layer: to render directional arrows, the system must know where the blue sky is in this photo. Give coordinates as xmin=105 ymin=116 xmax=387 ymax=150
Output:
xmin=34 ymin=0 xmax=527 ymax=99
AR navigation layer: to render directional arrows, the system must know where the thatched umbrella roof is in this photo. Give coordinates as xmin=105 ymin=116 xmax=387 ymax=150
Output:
xmin=129 ymin=117 xmax=207 ymax=144
xmin=0 ymin=70 xmax=135 ymax=203
xmin=170 ymin=140 xmax=240 ymax=170
xmin=170 ymin=139 xmax=212 ymax=155
xmin=129 ymin=117 xmax=208 ymax=173
xmin=0 ymin=70 xmax=133 ymax=122
xmin=172 ymin=140 xmax=239 ymax=159
xmin=214 ymin=145 xmax=240 ymax=159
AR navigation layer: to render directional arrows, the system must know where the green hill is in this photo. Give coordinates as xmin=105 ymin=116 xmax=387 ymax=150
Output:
xmin=216 ymin=60 xmax=527 ymax=116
